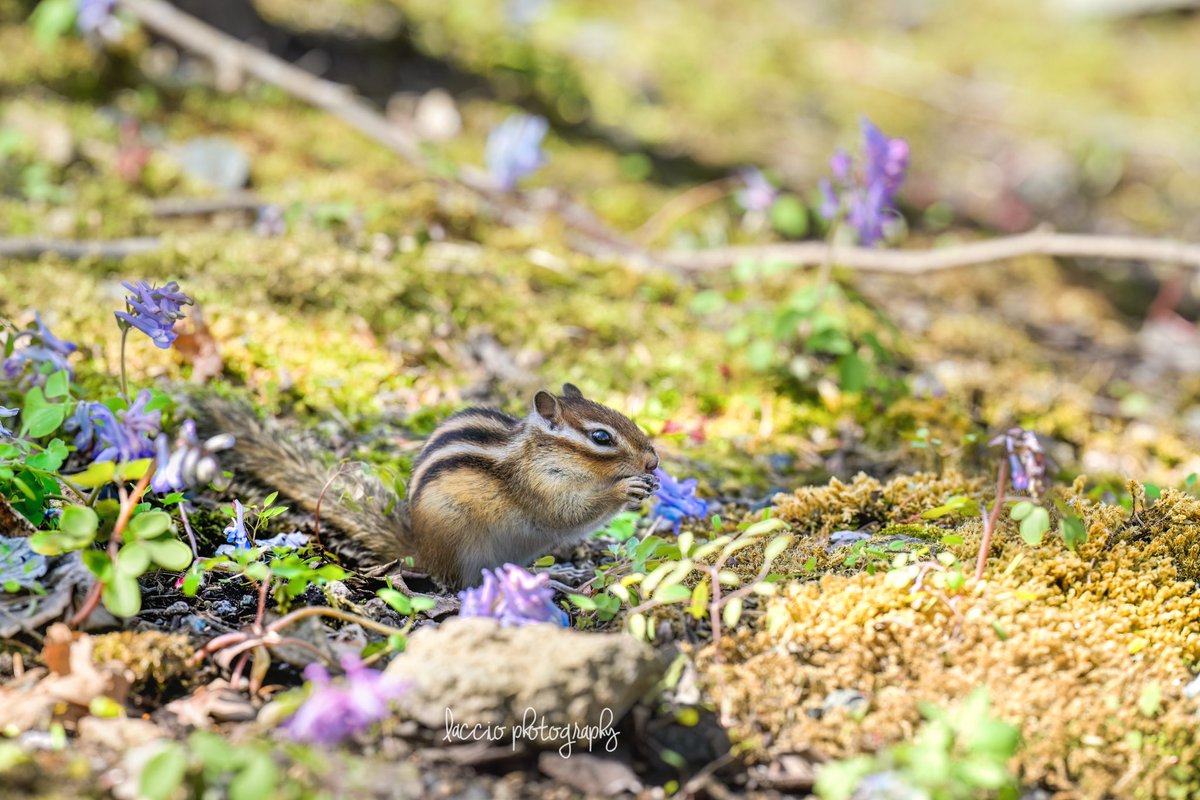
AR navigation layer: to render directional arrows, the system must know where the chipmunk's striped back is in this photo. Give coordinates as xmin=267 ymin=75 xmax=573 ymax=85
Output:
xmin=408 ymin=408 xmax=522 ymax=503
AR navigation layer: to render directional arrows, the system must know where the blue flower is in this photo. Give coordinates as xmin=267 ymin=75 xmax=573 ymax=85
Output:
xmin=459 ymin=564 xmax=569 ymax=627
xmin=652 ymin=467 xmax=709 ymax=533
xmin=735 ymin=167 xmax=778 ymax=214
xmin=114 ymin=280 xmax=194 ymax=350
xmin=3 ymin=313 xmax=78 ymax=386
xmin=486 ymin=114 xmax=548 ymax=191
xmin=282 ymin=655 xmax=407 ymax=745
xmin=0 ymin=407 xmax=17 ymax=438
xmin=151 ymin=419 xmax=235 ymax=494
xmin=66 ymin=390 xmax=161 ymax=463
xmin=818 ymin=118 xmax=909 ymax=246
xmin=223 ymin=499 xmax=250 ymax=551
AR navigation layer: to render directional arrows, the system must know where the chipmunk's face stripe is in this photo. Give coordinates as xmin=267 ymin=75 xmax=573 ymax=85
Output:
xmin=410 ymin=454 xmax=510 ymax=504
xmin=530 ymin=427 xmax=623 ymax=461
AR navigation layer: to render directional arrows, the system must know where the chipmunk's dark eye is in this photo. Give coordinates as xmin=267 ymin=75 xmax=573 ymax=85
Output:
xmin=590 ymin=430 xmax=614 ymax=446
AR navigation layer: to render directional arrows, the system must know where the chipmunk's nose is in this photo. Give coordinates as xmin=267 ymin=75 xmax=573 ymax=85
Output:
xmin=644 ymin=450 xmax=660 ymax=473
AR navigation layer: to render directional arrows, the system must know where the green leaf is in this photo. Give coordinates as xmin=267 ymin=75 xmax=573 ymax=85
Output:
xmin=1010 ymin=501 xmax=1035 ymax=521
xmin=117 ymin=542 xmax=152 ymax=576
xmin=627 ymin=612 xmax=647 ymax=641
xmin=532 ymin=555 xmax=555 ymax=567
xmin=763 ymin=534 xmax=792 ymax=564
xmin=102 ymin=574 xmax=142 ymax=617
xmin=263 ymin=491 xmax=278 ymax=507
xmin=689 ymin=580 xmax=709 ymax=619
xmin=229 ymin=755 xmax=278 ymax=800
xmin=837 ymin=352 xmax=868 ymax=394
xmin=1060 ymin=514 xmax=1087 ymax=551
xmin=409 ymin=595 xmax=436 ymax=612
xmin=29 ymin=0 xmax=77 ymax=48
xmin=378 ymin=588 xmax=412 ymax=615
xmin=145 ymin=538 xmax=193 ymax=571
xmin=21 ymin=404 xmax=66 ymax=439
xmin=688 ymin=290 xmax=727 ymax=316
xmin=25 ymin=438 xmax=68 ymax=471
xmin=722 ymin=597 xmax=743 ymax=628
xmin=653 ymin=583 xmax=691 ymax=604
xmin=677 ymin=531 xmax=693 ymax=558
xmin=59 ymin=504 xmax=99 ymax=542
xmin=768 ymin=194 xmax=809 ymax=238
xmin=568 ymin=594 xmax=597 ymax=611
xmin=1018 ymin=506 xmax=1051 ymax=546
xmin=138 ymin=743 xmax=188 ymax=800
xmin=181 ymin=567 xmax=203 ymax=596
xmin=125 ymin=511 xmax=173 ymax=541
xmin=81 ymin=549 xmax=113 ymax=579
xmin=1138 ymin=682 xmax=1162 ymax=718
xmin=62 ymin=461 xmax=116 ymax=489
xmin=43 ymin=371 xmax=69 ymax=399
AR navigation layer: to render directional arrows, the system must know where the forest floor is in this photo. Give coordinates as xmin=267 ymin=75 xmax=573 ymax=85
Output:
xmin=4 ymin=1 xmax=1200 ymax=798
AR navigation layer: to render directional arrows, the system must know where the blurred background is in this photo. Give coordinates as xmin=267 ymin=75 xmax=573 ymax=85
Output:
xmin=3 ymin=0 xmax=1200 ymax=493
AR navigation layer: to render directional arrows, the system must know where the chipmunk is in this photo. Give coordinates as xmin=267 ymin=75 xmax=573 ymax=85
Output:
xmin=193 ymin=384 xmax=659 ymax=588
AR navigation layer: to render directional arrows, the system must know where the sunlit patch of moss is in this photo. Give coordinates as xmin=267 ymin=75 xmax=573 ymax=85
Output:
xmin=91 ymin=630 xmax=194 ymax=690
xmin=703 ymin=487 xmax=1200 ymax=798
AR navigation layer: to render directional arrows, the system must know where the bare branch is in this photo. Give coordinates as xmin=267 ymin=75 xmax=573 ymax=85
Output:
xmin=657 ymin=229 xmax=1200 ymax=274
xmin=0 ymin=237 xmax=161 ymax=260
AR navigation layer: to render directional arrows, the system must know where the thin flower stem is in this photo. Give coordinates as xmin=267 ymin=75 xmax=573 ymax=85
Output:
xmin=974 ymin=459 xmax=1010 ymax=582
xmin=118 ymin=327 xmax=130 ymax=405
xmin=178 ymin=502 xmax=198 ymax=558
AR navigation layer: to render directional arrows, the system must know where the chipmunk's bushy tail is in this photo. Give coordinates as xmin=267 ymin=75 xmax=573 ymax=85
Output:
xmin=188 ymin=395 xmax=414 ymax=566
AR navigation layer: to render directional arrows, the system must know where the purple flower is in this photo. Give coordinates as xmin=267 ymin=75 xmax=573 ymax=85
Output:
xmin=991 ymin=427 xmax=1046 ymax=496
xmin=223 ymin=499 xmax=250 ymax=551
xmin=281 ymin=655 xmax=407 ymax=744
xmin=818 ymin=118 xmax=909 ymax=246
xmin=459 ymin=564 xmax=569 ymax=627
xmin=254 ymin=205 xmax=286 ymax=237
xmin=66 ymin=390 xmax=161 ymax=463
xmin=114 ymin=280 xmax=194 ymax=350
xmin=0 ymin=407 xmax=17 ymax=438
xmin=151 ymin=419 xmax=235 ymax=494
xmin=76 ymin=0 xmax=115 ymax=35
xmin=735 ymin=167 xmax=778 ymax=214
xmin=652 ymin=467 xmax=709 ymax=533
xmin=486 ymin=114 xmax=548 ymax=191
xmin=3 ymin=313 xmax=78 ymax=386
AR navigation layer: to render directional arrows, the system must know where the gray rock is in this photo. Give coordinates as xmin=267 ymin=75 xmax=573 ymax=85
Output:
xmin=172 ymin=137 xmax=250 ymax=190
xmin=385 ymin=617 xmax=662 ymax=750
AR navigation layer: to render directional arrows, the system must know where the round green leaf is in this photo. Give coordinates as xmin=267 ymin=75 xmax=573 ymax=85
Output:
xmin=145 ymin=538 xmax=193 ymax=571
xmin=138 ymin=743 xmax=188 ymax=800
xmin=102 ymin=574 xmax=142 ymax=617
xmin=117 ymin=542 xmax=151 ymax=576
xmin=59 ymin=505 xmax=99 ymax=543
xmin=722 ymin=597 xmax=744 ymax=629
xmin=125 ymin=511 xmax=173 ymax=541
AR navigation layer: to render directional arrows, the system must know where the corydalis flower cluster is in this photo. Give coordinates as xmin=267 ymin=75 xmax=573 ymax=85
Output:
xmin=223 ymin=499 xmax=250 ymax=552
xmin=819 ymin=118 xmax=909 ymax=246
xmin=115 ymin=280 xmax=194 ymax=350
xmin=151 ymin=419 xmax=234 ymax=494
xmin=3 ymin=313 xmax=77 ymax=385
xmin=459 ymin=564 xmax=568 ymax=627
xmin=67 ymin=389 xmax=160 ymax=463
xmin=486 ymin=113 xmax=548 ymax=191
xmin=652 ymin=467 xmax=708 ymax=533
xmin=281 ymin=655 xmax=407 ymax=745
xmin=992 ymin=427 xmax=1046 ymax=496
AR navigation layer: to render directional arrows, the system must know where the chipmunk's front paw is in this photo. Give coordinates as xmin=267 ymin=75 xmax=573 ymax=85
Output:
xmin=621 ymin=473 xmax=660 ymax=509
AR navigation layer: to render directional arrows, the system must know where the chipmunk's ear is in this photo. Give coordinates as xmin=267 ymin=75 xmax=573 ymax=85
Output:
xmin=534 ymin=390 xmax=561 ymax=425
xmin=561 ymin=383 xmax=583 ymax=399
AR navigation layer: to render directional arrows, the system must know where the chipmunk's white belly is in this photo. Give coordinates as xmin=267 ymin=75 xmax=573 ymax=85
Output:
xmin=456 ymin=507 xmax=622 ymax=580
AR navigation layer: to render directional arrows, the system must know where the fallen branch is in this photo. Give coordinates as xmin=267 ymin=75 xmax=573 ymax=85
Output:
xmin=657 ymin=229 xmax=1200 ymax=273
xmin=0 ymin=237 xmax=161 ymax=260
xmin=149 ymin=193 xmax=263 ymax=217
